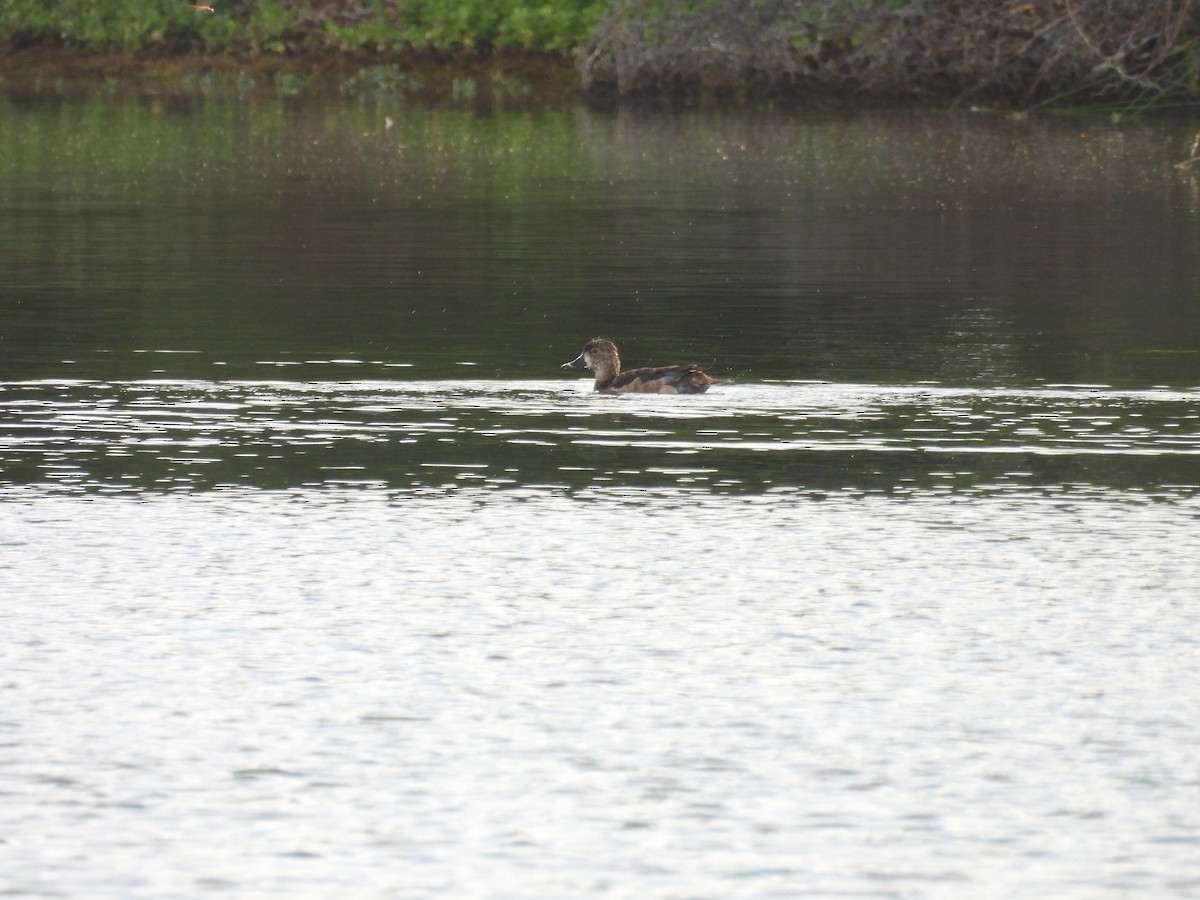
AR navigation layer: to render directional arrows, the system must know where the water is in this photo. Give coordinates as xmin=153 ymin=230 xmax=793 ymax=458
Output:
xmin=2 ymin=378 xmax=1199 ymax=494
xmin=4 ymin=486 xmax=1198 ymax=897
xmin=2 ymin=94 xmax=1200 ymax=897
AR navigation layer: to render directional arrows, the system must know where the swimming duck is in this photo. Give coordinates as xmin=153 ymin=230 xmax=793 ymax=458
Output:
xmin=561 ymin=338 xmax=728 ymax=394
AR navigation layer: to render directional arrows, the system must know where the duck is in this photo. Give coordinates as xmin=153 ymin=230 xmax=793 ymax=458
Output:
xmin=560 ymin=338 xmax=729 ymax=394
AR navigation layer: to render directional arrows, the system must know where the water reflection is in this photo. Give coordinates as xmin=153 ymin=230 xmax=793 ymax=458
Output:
xmin=4 ymin=378 xmax=1197 ymax=497
xmin=3 ymin=480 xmax=1199 ymax=897
xmin=2 ymin=101 xmax=1200 ymax=388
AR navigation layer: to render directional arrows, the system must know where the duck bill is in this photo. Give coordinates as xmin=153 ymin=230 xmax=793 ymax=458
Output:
xmin=561 ymin=353 xmax=586 ymax=370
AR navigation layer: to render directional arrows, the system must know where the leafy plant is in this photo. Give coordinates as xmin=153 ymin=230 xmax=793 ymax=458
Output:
xmin=2 ymin=0 xmax=608 ymax=55
xmin=398 ymin=0 xmax=607 ymax=51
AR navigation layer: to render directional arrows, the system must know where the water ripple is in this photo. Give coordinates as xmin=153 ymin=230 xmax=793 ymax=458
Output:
xmin=1 ymin=487 xmax=1199 ymax=897
xmin=2 ymin=379 xmax=1197 ymax=497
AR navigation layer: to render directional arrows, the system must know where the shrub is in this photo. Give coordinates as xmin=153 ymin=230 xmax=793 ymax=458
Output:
xmin=581 ymin=0 xmax=1200 ymax=103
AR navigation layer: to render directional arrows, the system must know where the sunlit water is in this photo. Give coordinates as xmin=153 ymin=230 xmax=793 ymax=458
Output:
xmin=4 ymin=376 xmax=1200 ymax=897
xmin=3 ymin=95 xmax=1200 ymax=896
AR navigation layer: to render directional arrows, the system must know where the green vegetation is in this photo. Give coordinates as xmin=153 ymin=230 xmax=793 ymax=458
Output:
xmin=0 ymin=0 xmax=608 ymax=54
xmin=1 ymin=0 xmax=204 ymax=50
xmin=4 ymin=0 xmax=1200 ymax=106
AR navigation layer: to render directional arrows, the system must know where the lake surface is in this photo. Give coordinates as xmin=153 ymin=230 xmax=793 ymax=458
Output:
xmin=2 ymin=90 xmax=1200 ymax=897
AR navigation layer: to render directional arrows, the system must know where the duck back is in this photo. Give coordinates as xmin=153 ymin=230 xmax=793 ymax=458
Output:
xmin=604 ymin=364 xmax=722 ymax=394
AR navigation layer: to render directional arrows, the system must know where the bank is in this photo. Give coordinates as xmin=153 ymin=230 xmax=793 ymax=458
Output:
xmin=3 ymin=0 xmax=1199 ymax=109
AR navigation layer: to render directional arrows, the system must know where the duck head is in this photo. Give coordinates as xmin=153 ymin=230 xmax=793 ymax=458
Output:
xmin=561 ymin=338 xmax=621 ymax=377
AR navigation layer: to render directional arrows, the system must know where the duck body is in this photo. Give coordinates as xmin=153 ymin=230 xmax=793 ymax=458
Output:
xmin=561 ymin=338 xmax=728 ymax=394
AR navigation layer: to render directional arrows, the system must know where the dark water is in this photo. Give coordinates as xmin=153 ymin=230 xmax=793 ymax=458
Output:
xmin=2 ymin=96 xmax=1200 ymax=897
xmin=3 ymin=99 xmax=1200 ymax=391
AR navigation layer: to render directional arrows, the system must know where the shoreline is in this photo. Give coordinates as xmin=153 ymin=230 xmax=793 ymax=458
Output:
xmin=0 ymin=46 xmax=1015 ymax=110
xmin=5 ymin=2 xmax=1200 ymax=111
xmin=4 ymin=45 xmax=1200 ymax=115
xmin=0 ymin=45 xmax=584 ymax=104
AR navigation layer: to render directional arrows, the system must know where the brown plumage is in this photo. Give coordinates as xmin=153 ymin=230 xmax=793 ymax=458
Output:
xmin=560 ymin=338 xmax=729 ymax=394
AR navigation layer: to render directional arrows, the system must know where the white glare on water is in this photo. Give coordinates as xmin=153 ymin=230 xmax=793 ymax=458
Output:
xmin=2 ymin=378 xmax=1199 ymax=897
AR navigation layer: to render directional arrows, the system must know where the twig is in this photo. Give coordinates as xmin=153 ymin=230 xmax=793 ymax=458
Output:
xmin=1176 ymin=132 xmax=1200 ymax=170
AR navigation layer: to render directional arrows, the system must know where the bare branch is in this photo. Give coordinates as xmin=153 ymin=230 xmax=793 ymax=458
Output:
xmin=579 ymin=0 xmax=1200 ymax=103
